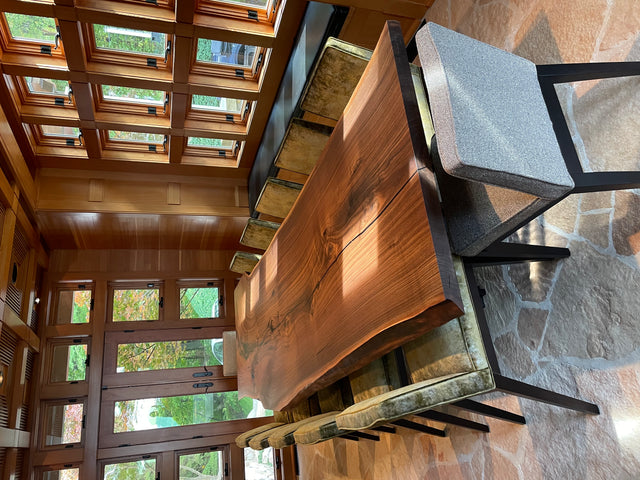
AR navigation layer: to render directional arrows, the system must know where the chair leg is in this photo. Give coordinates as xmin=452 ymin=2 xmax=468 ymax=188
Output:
xmin=573 ymin=171 xmax=640 ymax=193
xmin=417 ymin=410 xmax=490 ymax=433
xmin=465 ymin=242 xmax=571 ymax=267
xmin=392 ymin=419 xmax=447 ymax=437
xmin=494 ymin=374 xmax=600 ymax=415
xmin=349 ymin=431 xmax=380 ymax=441
xmin=451 ymin=399 xmax=526 ymax=425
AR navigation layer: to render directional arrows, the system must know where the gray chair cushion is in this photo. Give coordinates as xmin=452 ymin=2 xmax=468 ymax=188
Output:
xmin=417 ymin=22 xmax=574 ymax=200
xmin=292 ymin=412 xmax=347 ymax=445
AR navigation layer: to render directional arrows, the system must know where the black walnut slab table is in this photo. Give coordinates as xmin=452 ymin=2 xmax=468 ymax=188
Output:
xmin=235 ymin=22 xmax=463 ymax=411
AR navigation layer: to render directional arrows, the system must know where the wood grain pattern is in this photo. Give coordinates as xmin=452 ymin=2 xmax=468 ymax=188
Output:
xmin=235 ymin=22 xmax=462 ymax=411
xmin=240 ymin=218 xmax=280 ymax=251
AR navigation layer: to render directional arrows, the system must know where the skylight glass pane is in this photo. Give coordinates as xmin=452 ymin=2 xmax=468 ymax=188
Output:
xmin=196 ymin=39 xmax=257 ymax=67
xmin=93 ymin=24 xmax=166 ymax=57
xmin=41 ymin=125 xmax=80 ymax=137
xmin=25 ymin=77 xmax=68 ymax=96
xmin=5 ymin=13 xmax=57 ymax=43
xmin=187 ymin=137 xmax=235 ymax=149
xmin=216 ymin=0 xmax=269 ymax=7
xmin=191 ymin=95 xmax=243 ymax=113
xmin=102 ymin=85 xmax=164 ymax=105
xmin=109 ymin=131 xmax=164 ymax=143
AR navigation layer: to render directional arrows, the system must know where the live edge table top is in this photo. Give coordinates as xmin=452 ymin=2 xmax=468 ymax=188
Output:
xmin=235 ymin=22 xmax=463 ymax=412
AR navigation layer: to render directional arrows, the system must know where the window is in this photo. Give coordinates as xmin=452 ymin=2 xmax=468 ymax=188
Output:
xmin=196 ymin=0 xmax=277 ymax=24
xmin=178 ymin=449 xmax=226 ymax=479
xmin=179 ymin=280 xmax=224 ymax=319
xmin=114 ymin=392 xmax=271 ymax=432
xmin=49 ymin=340 xmax=89 ymax=383
xmin=108 ymin=130 xmax=164 ymax=144
xmin=41 ymin=125 xmax=80 ymax=137
xmin=192 ymin=38 xmax=267 ymax=80
xmin=24 ymin=124 xmax=82 ymax=148
xmin=245 ymin=447 xmax=276 ymax=480
xmin=54 ymin=287 xmax=93 ymax=325
xmin=93 ymin=25 xmax=166 ymax=56
xmin=25 ymin=76 xmax=69 ymax=96
xmin=41 ymin=467 xmax=80 ymax=480
xmin=111 ymin=283 xmax=162 ymax=322
xmin=116 ymin=338 xmax=222 ymax=373
xmin=42 ymin=400 xmax=85 ymax=447
xmin=191 ymin=94 xmax=244 ymax=113
xmin=104 ymin=130 xmax=167 ymax=154
xmin=0 ymin=13 xmax=63 ymax=56
xmin=84 ymin=24 xmax=172 ymax=69
xmin=102 ymin=458 xmax=157 ymax=480
xmin=101 ymin=84 xmax=165 ymax=106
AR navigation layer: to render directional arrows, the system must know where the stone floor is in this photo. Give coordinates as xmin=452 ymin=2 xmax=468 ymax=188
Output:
xmin=297 ymin=0 xmax=640 ymax=478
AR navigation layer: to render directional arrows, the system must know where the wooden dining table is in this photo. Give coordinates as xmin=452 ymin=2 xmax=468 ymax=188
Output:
xmin=235 ymin=22 xmax=463 ymax=412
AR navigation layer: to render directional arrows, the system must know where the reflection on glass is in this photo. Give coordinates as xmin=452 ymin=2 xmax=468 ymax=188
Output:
xmin=44 ymin=403 xmax=83 ymax=446
xmin=187 ymin=137 xmax=234 ymax=149
xmin=117 ymin=338 xmax=223 ymax=373
xmin=102 ymin=85 xmax=164 ymax=105
xmin=103 ymin=459 xmax=156 ymax=480
xmin=41 ymin=125 xmax=80 ymax=138
xmin=196 ymin=39 xmax=257 ymax=67
xmin=114 ymin=393 xmax=271 ymax=432
xmin=112 ymin=288 xmax=159 ymax=321
xmin=25 ymin=77 xmax=68 ymax=96
xmin=108 ymin=131 xmax=164 ymax=143
xmin=180 ymin=287 xmax=220 ymax=318
xmin=191 ymin=95 xmax=244 ymax=113
xmin=51 ymin=344 xmax=88 ymax=383
xmin=5 ymin=13 xmax=57 ymax=43
xmin=245 ymin=447 xmax=275 ymax=480
xmin=179 ymin=451 xmax=224 ymax=479
xmin=93 ymin=24 xmax=166 ymax=56
xmin=56 ymin=290 xmax=91 ymax=324
xmin=43 ymin=468 xmax=80 ymax=480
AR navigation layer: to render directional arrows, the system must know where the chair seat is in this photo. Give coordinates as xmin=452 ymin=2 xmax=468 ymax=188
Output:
xmin=292 ymin=412 xmax=348 ymax=445
xmin=248 ymin=412 xmax=336 ymax=450
xmin=335 ymin=369 xmax=494 ymax=431
xmin=235 ymin=422 xmax=284 ymax=448
xmin=417 ymin=22 xmax=574 ymax=200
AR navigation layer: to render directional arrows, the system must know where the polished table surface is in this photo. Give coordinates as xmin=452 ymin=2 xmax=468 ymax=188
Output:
xmin=235 ymin=22 xmax=463 ymax=411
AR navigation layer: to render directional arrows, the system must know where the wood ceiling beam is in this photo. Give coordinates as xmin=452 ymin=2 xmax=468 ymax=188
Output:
xmin=58 ymin=20 xmax=87 ymax=71
xmin=168 ymin=136 xmax=184 ymax=164
xmin=170 ymin=93 xmax=188 ymax=130
xmin=19 ymin=105 xmax=79 ymax=125
xmin=80 ymin=128 xmax=101 ymax=159
xmin=312 ymin=0 xmax=430 ymax=18
xmin=36 ymin=172 xmax=250 ymax=217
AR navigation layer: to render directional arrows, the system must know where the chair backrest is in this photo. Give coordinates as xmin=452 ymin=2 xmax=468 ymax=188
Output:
xmin=414 ymin=23 xmax=575 ymax=256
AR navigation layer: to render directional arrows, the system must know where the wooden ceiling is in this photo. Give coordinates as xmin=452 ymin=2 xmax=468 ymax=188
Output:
xmin=0 ymin=0 xmax=433 ymax=251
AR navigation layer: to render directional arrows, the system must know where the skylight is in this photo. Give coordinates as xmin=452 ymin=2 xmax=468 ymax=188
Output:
xmin=191 ymin=95 xmax=244 ymax=113
xmin=4 ymin=13 xmax=57 ymax=43
xmin=109 ymin=130 xmax=164 ymax=143
xmin=215 ymin=0 xmax=269 ymax=8
xmin=41 ymin=125 xmax=80 ymax=137
xmin=25 ymin=77 xmax=69 ymax=96
xmin=187 ymin=137 xmax=235 ymax=149
xmin=196 ymin=39 xmax=257 ymax=67
xmin=102 ymin=85 xmax=165 ymax=105
xmin=93 ymin=24 xmax=166 ymax=57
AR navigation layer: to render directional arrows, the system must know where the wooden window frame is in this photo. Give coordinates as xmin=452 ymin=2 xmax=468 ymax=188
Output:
xmin=26 ymin=124 xmax=82 ymax=148
xmin=99 ymin=454 xmax=161 ymax=480
xmin=109 ymin=0 xmax=175 ymax=9
xmin=40 ymin=398 xmax=87 ymax=450
xmin=190 ymin=38 xmax=267 ymax=81
xmin=49 ymin=283 xmax=95 ymax=327
xmin=177 ymin=280 xmax=226 ymax=321
xmin=107 ymin=280 xmax=165 ymax=325
xmin=196 ymin=0 xmax=278 ymax=24
xmin=81 ymin=23 xmax=173 ymax=71
xmin=0 ymin=13 xmax=65 ymax=58
xmin=10 ymin=75 xmax=75 ymax=108
xmin=45 ymin=337 xmax=91 ymax=387
xmin=100 ymin=130 xmax=168 ymax=154
xmin=36 ymin=464 xmax=83 ymax=479
xmin=92 ymin=83 xmax=169 ymax=118
xmin=102 ymin=326 xmax=227 ymax=387
xmin=187 ymin=94 xmax=249 ymax=124
xmin=176 ymin=444 xmax=231 ymax=479
xmin=183 ymin=138 xmax=241 ymax=162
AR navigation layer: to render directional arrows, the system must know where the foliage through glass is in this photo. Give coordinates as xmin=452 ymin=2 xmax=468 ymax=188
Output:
xmin=112 ymin=288 xmax=160 ymax=322
xmin=117 ymin=338 xmax=222 ymax=373
xmin=50 ymin=344 xmax=87 ymax=383
xmin=179 ymin=287 xmax=221 ymax=318
xmin=55 ymin=290 xmax=91 ymax=324
xmin=5 ymin=13 xmax=57 ymax=44
xmin=93 ymin=24 xmax=166 ymax=57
